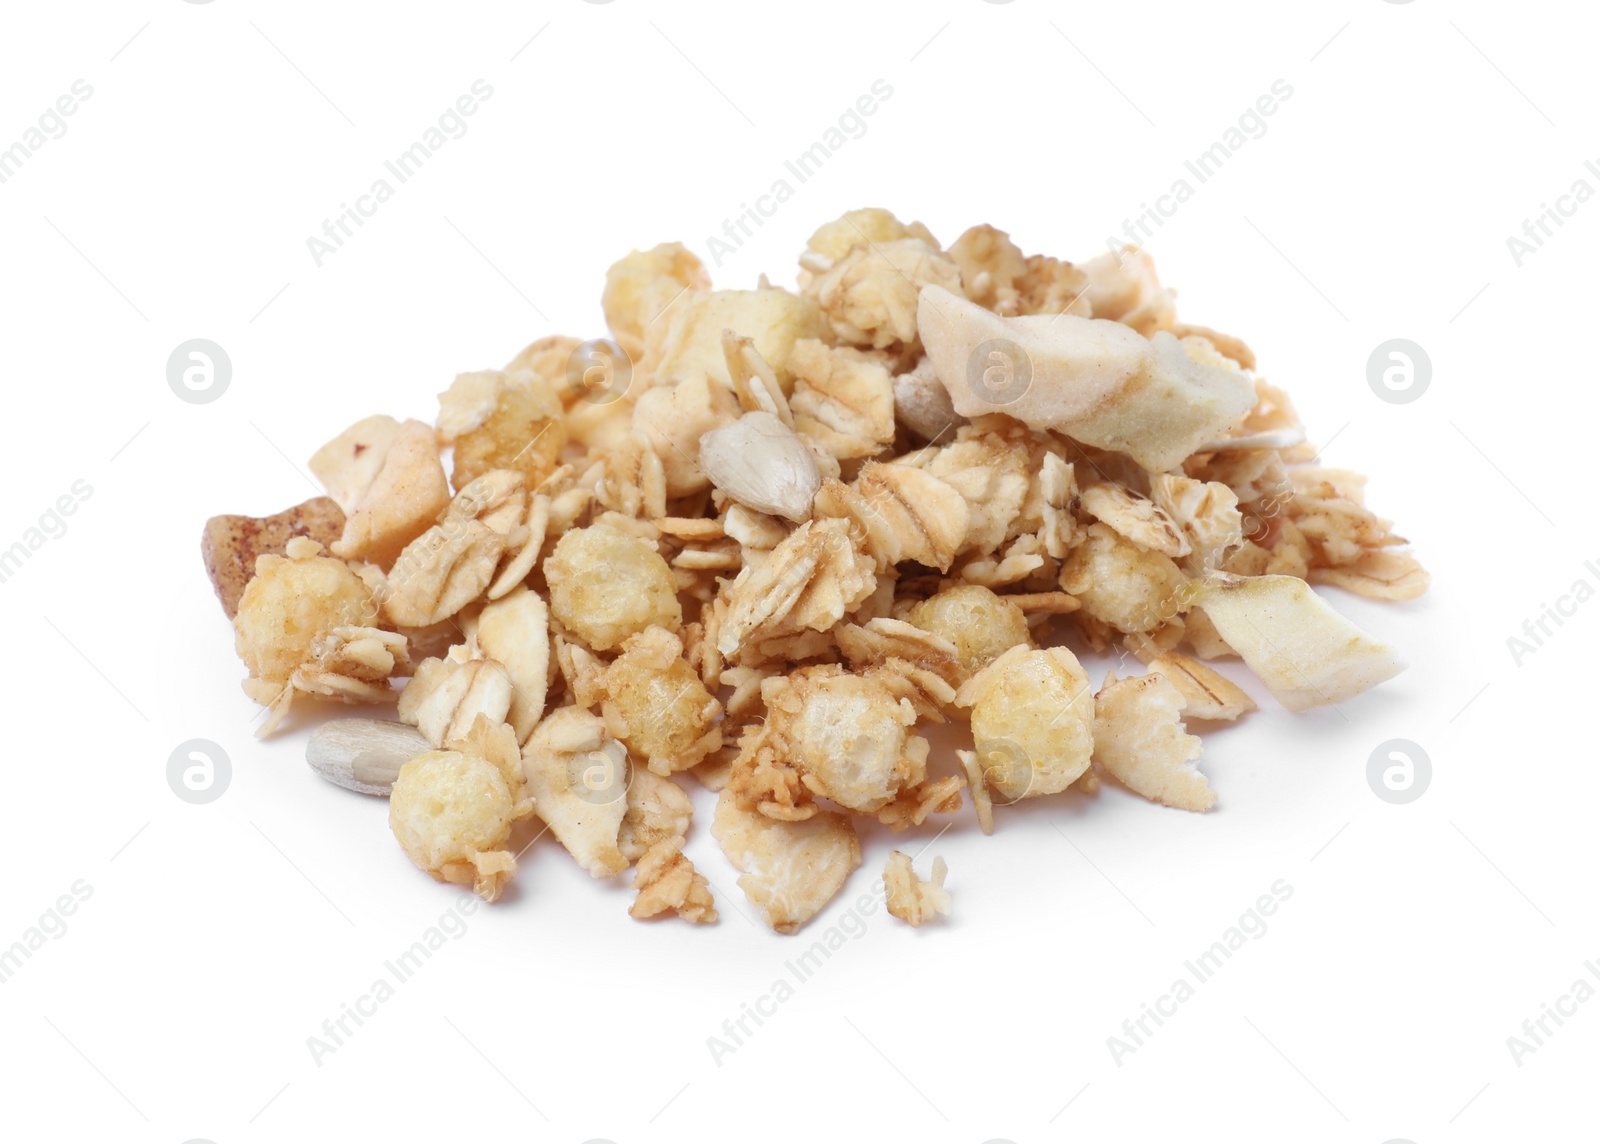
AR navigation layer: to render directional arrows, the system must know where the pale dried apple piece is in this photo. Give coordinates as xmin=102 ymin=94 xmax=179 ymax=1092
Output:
xmin=1186 ymin=573 xmax=1404 ymax=711
xmin=309 ymin=415 xmax=402 ymax=514
xmin=1093 ymin=672 xmax=1213 ymax=812
xmin=711 ymin=787 xmax=862 ymax=935
xmin=642 ymin=288 xmax=828 ymax=392
xmin=918 ymin=285 xmax=1255 ymax=473
xmin=443 ymin=370 xmax=566 ymax=492
xmin=632 ymin=373 xmax=740 ymax=497
xmin=1078 ymin=246 xmax=1176 ymax=335
xmin=883 ymin=852 xmax=951 ymax=927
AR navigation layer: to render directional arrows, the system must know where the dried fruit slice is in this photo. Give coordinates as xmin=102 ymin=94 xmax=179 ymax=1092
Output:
xmin=1186 ymin=574 xmax=1403 ymax=711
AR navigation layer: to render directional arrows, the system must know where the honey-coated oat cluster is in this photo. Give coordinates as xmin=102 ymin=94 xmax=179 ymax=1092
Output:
xmin=207 ymin=208 xmax=1428 ymax=934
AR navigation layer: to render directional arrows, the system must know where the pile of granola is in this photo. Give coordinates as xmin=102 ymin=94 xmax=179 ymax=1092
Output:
xmin=205 ymin=208 xmax=1427 ymax=934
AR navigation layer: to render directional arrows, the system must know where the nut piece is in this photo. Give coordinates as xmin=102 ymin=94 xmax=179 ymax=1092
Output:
xmin=1186 ymin=573 xmax=1403 ymax=711
xmin=698 ymin=412 xmax=821 ymax=523
xmin=307 ymin=718 xmax=432 ymax=795
xmin=1093 ymin=672 xmax=1213 ymax=812
xmin=201 ymin=497 xmax=346 ymax=619
xmin=955 ymin=645 xmax=1095 ymax=800
xmin=545 ymin=522 xmax=682 ymax=652
xmin=629 ymin=838 xmax=718 ymax=924
xmin=884 ymin=852 xmax=951 ymax=927
xmin=711 ymin=787 xmax=862 ymax=935
xmin=917 ymin=285 xmax=1256 ymax=472
xmin=317 ymin=418 xmax=451 ymax=568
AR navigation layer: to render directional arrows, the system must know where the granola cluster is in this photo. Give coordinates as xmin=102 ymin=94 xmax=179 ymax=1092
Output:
xmin=206 ymin=208 xmax=1428 ymax=932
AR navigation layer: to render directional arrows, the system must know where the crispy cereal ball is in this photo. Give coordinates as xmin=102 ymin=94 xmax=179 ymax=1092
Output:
xmin=234 ymin=538 xmax=373 ymax=693
xmin=602 ymin=243 xmax=711 ymax=363
xmin=907 ymin=585 xmax=1031 ymax=677
xmin=389 ymin=747 xmax=518 ymax=902
xmin=1060 ymin=522 xmax=1189 ymax=634
xmin=601 ymin=628 xmax=721 ymax=775
xmin=448 ymin=371 xmax=566 ymax=492
xmin=955 ymin=646 xmax=1094 ymax=800
xmin=767 ymin=665 xmax=927 ymax=814
xmin=544 ymin=522 xmax=682 ymax=652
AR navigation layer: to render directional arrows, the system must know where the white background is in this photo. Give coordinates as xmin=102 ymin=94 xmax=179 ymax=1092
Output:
xmin=0 ymin=1 xmax=1592 ymax=1141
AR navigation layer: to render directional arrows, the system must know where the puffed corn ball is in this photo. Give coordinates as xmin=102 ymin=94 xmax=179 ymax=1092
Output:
xmin=957 ymin=646 xmax=1095 ymax=801
xmin=544 ymin=521 xmax=682 ymax=651
xmin=1060 ymin=522 xmax=1188 ymax=634
xmin=906 ymin=584 xmax=1032 ymax=677
xmin=389 ymin=746 xmax=520 ymax=902
xmin=769 ymin=665 xmax=927 ymax=814
xmin=600 ymin=628 xmax=721 ymax=775
xmin=234 ymin=538 xmax=373 ymax=693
